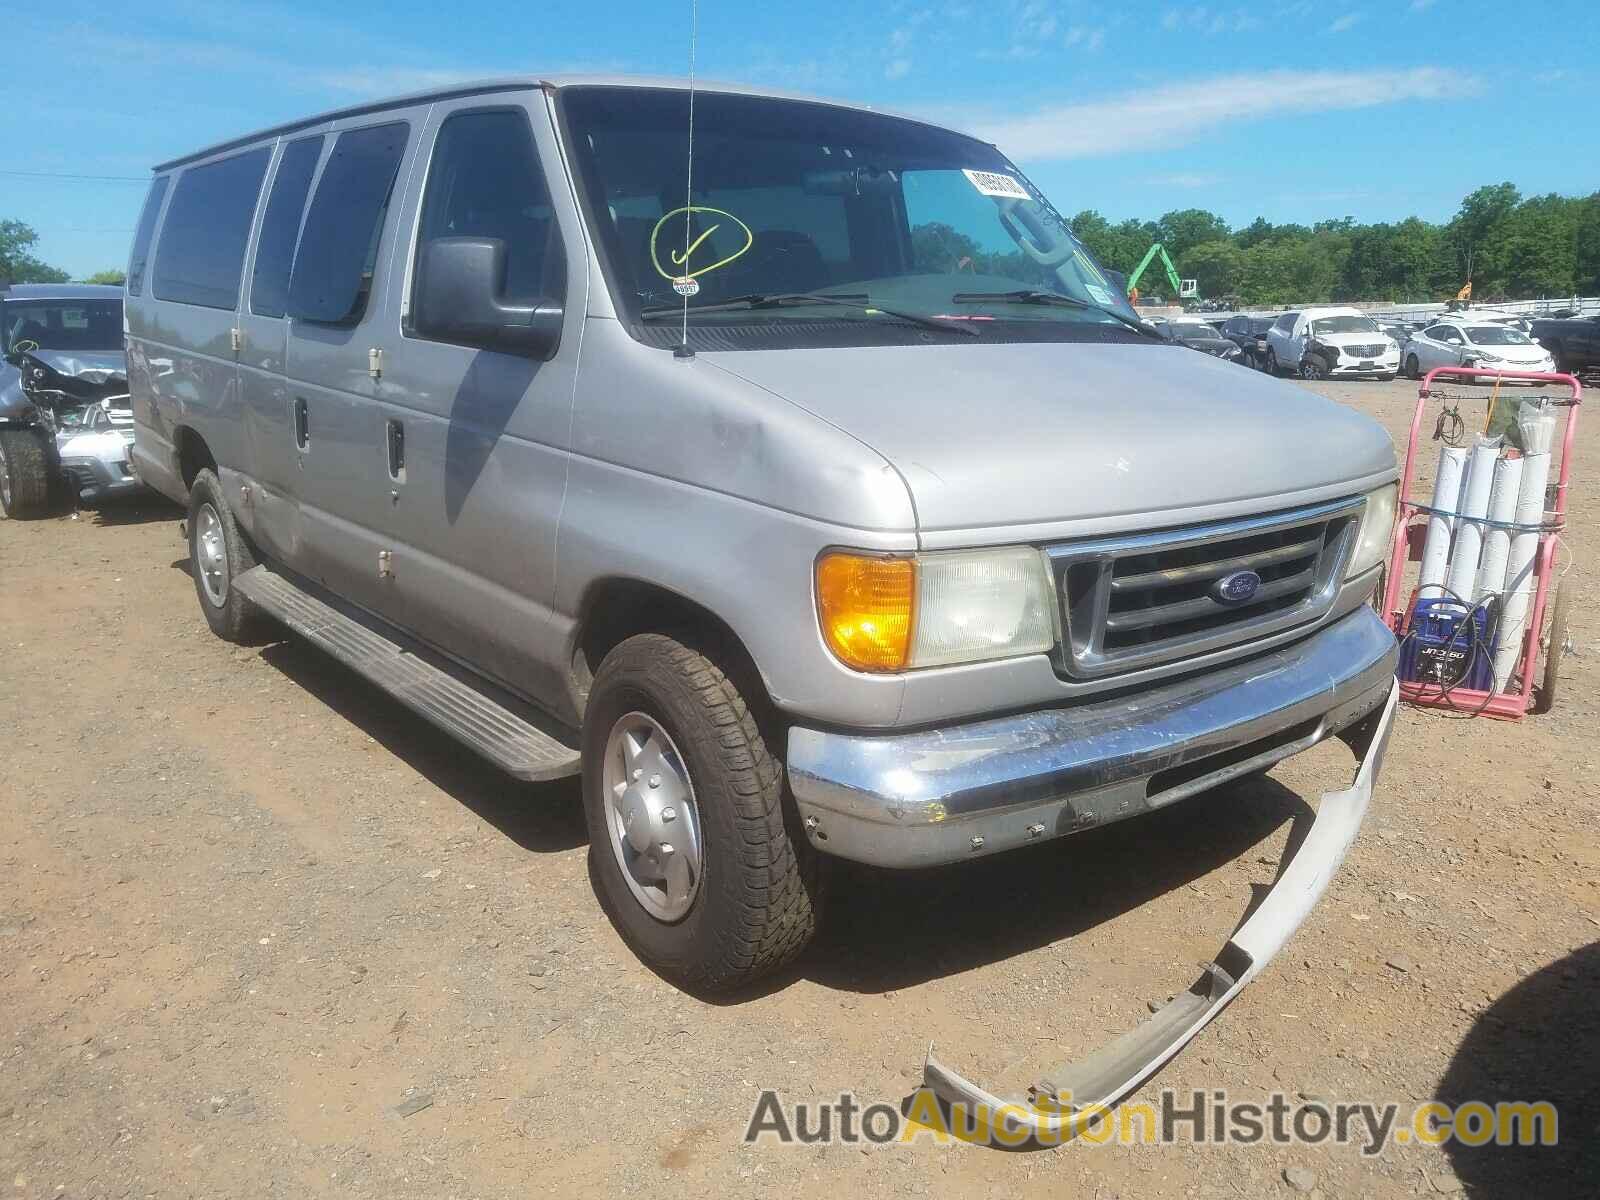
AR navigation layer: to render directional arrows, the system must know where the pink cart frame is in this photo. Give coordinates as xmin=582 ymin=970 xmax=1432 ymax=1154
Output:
xmin=1380 ymin=366 xmax=1582 ymax=720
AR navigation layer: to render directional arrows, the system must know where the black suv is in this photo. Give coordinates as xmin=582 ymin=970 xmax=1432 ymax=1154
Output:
xmin=1221 ymin=314 xmax=1275 ymax=370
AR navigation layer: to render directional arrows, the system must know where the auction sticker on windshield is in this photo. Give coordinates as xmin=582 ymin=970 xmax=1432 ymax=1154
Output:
xmin=962 ymin=169 xmax=1031 ymax=200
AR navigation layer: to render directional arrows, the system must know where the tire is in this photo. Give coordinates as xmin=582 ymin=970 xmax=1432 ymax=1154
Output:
xmin=187 ymin=468 xmax=268 ymax=643
xmin=1534 ymin=583 xmax=1570 ymax=715
xmin=0 ymin=428 xmax=53 ymax=519
xmin=1265 ymin=349 xmax=1280 ymax=376
xmin=581 ymin=632 xmax=821 ymax=992
xmin=1406 ymin=355 xmax=1421 ymax=380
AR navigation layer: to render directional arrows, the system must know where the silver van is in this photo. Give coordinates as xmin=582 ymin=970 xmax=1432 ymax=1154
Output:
xmin=129 ymin=76 xmax=1399 ymax=1124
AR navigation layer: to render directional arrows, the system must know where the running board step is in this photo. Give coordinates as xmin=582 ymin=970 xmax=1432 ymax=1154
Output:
xmin=234 ymin=565 xmax=580 ymax=782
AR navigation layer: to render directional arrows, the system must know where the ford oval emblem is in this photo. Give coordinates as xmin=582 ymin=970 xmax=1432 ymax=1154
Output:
xmin=1213 ymin=569 xmax=1261 ymax=605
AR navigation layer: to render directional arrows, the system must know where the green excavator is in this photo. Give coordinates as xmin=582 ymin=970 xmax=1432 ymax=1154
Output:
xmin=1124 ymin=243 xmax=1198 ymax=303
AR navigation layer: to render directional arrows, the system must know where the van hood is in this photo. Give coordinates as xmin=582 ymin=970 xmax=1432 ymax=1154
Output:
xmin=704 ymin=340 xmax=1395 ymax=534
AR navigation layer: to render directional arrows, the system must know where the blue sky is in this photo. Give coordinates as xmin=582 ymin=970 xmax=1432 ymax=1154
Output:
xmin=7 ymin=0 xmax=1595 ymax=279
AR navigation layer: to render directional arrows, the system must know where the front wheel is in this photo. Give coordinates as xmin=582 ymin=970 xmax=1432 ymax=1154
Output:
xmin=1265 ymin=349 xmax=1280 ymax=375
xmin=1405 ymin=355 xmax=1421 ymax=380
xmin=582 ymin=632 xmax=821 ymax=992
xmin=0 ymin=428 xmax=53 ymax=519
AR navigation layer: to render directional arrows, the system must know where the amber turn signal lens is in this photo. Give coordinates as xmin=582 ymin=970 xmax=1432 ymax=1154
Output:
xmin=815 ymin=553 xmax=915 ymax=672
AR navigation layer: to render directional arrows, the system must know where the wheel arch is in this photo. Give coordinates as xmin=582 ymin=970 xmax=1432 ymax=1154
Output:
xmin=572 ymin=576 xmax=778 ymax=728
xmin=173 ymin=425 xmax=218 ymax=494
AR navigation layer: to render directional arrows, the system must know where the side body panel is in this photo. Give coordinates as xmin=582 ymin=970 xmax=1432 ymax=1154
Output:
xmin=278 ymin=106 xmax=431 ymax=618
xmin=367 ymin=92 xmax=589 ymax=707
xmin=127 ymin=159 xmax=253 ymax=505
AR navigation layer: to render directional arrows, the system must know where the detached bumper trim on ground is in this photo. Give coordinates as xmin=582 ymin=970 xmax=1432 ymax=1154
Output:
xmin=923 ymin=679 xmax=1399 ymax=1137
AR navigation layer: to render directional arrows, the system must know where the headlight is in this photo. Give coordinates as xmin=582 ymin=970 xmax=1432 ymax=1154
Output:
xmin=1346 ymin=484 xmax=1397 ymax=580
xmin=816 ymin=547 xmax=1056 ymax=672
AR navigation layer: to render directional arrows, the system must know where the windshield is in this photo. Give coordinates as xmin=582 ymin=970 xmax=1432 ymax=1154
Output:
xmin=1 ymin=299 xmax=123 ymax=354
xmin=1310 ymin=314 xmax=1379 ymax=335
xmin=559 ymin=87 xmax=1137 ymax=345
xmin=1465 ymin=325 xmax=1532 ymax=346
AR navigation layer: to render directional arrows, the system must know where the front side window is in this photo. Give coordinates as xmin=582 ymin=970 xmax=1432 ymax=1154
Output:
xmin=559 ymin=86 xmax=1138 ymax=349
xmin=251 ymin=135 xmax=325 ymax=318
xmin=2 ymin=300 xmax=124 ymax=353
xmin=413 ymin=107 xmax=566 ymax=327
xmin=153 ymin=148 xmax=271 ymax=309
xmin=288 ymin=122 xmax=408 ymax=324
xmin=1275 ymin=314 xmax=1297 ymax=332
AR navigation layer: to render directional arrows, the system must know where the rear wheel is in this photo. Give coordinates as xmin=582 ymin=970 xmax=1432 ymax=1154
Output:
xmin=187 ymin=468 xmax=268 ymax=643
xmin=0 ymin=427 xmax=53 ymax=519
xmin=581 ymin=632 xmax=821 ymax=992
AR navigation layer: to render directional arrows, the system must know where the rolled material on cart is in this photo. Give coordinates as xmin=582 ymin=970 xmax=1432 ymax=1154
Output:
xmin=1419 ymin=445 xmax=1469 ymax=599
xmin=1493 ymin=404 xmax=1558 ymax=691
xmin=1475 ymin=454 xmax=1523 ymax=602
xmin=1443 ymin=436 xmax=1502 ymax=604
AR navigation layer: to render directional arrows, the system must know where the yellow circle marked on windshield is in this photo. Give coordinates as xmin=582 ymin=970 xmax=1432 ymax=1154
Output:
xmin=650 ymin=207 xmax=754 ymax=282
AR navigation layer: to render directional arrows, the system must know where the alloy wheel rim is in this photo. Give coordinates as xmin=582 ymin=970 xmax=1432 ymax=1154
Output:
xmin=196 ymin=502 xmax=229 ymax=606
xmin=601 ymin=711 xmax=704 ymax=922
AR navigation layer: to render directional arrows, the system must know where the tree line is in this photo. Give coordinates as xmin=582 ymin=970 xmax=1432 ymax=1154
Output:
xmin=1069 ymin=184 xmax=1600 ymax=308
xmin=0 ymin=220 xmax=123 ymax=287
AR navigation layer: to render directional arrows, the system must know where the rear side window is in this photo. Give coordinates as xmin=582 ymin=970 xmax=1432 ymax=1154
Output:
xmin=251 ymin=136 xmax=325 ymax=318
xmin=288 ymin=122 xmax=408 ymax=324
xmin=127 ymin=175 xmax=170 ymax=297
xmin=414 ymin=108 xmax=565 ymax=317
xmin=153 ymin=148 xmax=271 ymax=309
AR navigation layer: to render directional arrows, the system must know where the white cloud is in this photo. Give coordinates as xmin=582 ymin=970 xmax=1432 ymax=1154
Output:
xmin=968 ymin=66 xmax=1474 ymax=161
xmin=1328 ymin=12 xmax=1364 ymax=32
xmin=1141 ymin=172 xmax=1225 ymax=189
xmin=1161 ymin=6 xmax=1259 ymax=35
xmin=885 ymin=58 xmax=912 ymax=80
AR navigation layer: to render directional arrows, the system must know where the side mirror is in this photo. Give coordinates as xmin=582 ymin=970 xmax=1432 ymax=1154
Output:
xmin=413 ymin=237 xmax=562 ymax=359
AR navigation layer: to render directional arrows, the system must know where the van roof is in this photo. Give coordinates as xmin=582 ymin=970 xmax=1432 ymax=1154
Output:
xmin=152 ymin=74 xmax=979 ymax=172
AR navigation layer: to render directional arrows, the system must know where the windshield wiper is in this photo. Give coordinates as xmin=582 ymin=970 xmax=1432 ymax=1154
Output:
xmin=639 ymin=291 xmax=979 ymax=337
xmin=950 ymin=289 xmax=1162 ymax=340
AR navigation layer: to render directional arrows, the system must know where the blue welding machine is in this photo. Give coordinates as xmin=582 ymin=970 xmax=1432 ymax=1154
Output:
xmin=1397 ymin=597 xmax=1497 ymax=691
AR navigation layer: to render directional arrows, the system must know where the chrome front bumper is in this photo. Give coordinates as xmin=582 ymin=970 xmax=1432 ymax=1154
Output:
xmin=786 ymin=605 xmax=1398 ymax=869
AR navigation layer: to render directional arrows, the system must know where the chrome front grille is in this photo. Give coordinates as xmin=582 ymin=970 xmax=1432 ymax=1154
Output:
xmin=1344 ymin=343 xmax=1386 ymax=358
xmin=1047 ymin=497 xmax=1363 ymax=679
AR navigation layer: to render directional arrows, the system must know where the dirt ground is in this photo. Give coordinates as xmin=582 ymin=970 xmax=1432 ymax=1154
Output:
xmin=2 ymin=376 xmax=1596 ymax=1198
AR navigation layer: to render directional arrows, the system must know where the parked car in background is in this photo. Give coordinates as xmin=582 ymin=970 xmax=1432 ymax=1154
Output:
xmin=1152 ymin=315 xmax=1244 ymax=361
xmin=0 ymin=284 xmax=139 ymax=517
xmin=1221 ymin=314 xmax=1275 ymax=369
xmin=127 ymin=77 xmax=1400 ymax=1126
xmin=1531 ymin=313 xmax=1600 ymax=375
xmin=1264 ymin=307 xmax=1399 ymax=380
xmin=1402 ymin=321 xmax=1555 ymax=380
